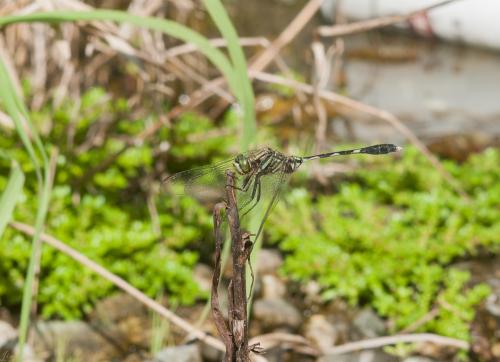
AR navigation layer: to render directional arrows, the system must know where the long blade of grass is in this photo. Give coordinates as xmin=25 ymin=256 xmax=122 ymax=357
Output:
xmin=0 ymin=159 xmax=25 ymax=238
xmin=202 ymin=1 xmax=261 ymax=317
xmin=202 ymin=0 xmax=256 ymax=150
xmin=0 ymin=55 xmax=51 ymax=362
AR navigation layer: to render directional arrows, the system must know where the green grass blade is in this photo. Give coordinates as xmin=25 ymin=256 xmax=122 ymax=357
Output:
xmin=0 ymin=62 xmax=43 ymax=181
xmin=202 ymin=1 xmax=260 ymax=316
xmin=0 ymin=56 xmax=51 ymax=362
xmin=202 ymin=0 xmax=256 ymax=150
xmin=0 ymin=159 xmax=25 ymax=238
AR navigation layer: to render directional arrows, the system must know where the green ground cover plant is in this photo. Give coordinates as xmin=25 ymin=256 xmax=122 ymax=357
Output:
xmin=268 ymin=146 xmax=499 ymax=340
xmin=0 ymin=87 xmax=238 ymax=319
xmin=1 ymin=88 xmax=498 ymax=342
xmin=2 ymin=90 xmax=497 ymax=343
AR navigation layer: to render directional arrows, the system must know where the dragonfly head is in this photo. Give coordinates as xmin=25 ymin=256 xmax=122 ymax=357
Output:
xmin=234 ymin=154 xmax=252 ymax=175
xmin=285 ymin=156 xmax=303 ymax=173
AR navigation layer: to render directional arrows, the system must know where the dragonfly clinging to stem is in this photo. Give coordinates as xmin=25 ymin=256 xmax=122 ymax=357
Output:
xmin=165 ymin=143 xmax=402 ymax=239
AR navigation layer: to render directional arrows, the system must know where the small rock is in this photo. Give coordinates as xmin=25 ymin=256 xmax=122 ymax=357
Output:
xmin=402 ymin=357 xmax=439 ymax=362
xmin=261 ymin=275 xmax=286 ymax=299
xmin=34 ymin=320 xmax=120 ymax=361
xmin=302 ymin=280 xmax=323 ymax=305
xmin=492 ymin=343 xmax=500 ymax=358
xmin=199 ymin=340 xmax=224 ymax=362
xmin=0 ymin=320 xmax=16 ymax=349
xmin=0 ymin=321 xmax=42 ymax=362
xmin=257 ymin=249 xmax=283 ymax=274
xmin=253 ymin=298 xmax=302 ymax=330
xmin=304 ymin=314 xmax=338 ymax=351
xmin=154 ymin=344 xmax=201 ymax=362
xmin=14 ymin=345 xmax=41 ymax=362
xmin=91 ymin=293 xmax=147 ymax=323
xmin=89 ymin=293 xmax=150 ymax=347
xmin=320 ymin=350 xmax=398 ymax=362
xmin=352 ymin=308 xmax=386 ymax=338
xmin=485 ymin=278 xmax=500 ymax=317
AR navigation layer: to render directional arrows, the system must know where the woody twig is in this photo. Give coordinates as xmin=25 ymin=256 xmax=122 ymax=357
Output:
xmin=211 ymin=171 xmax=254 ymax=362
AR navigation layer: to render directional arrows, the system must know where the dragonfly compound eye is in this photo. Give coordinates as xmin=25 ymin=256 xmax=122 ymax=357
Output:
xmin=234 ymin=155 xmax=251 ymax=174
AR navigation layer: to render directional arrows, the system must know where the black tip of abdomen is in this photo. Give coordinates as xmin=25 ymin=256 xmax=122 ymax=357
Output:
xmin=363 ymin=144 xmax=402 ymax=155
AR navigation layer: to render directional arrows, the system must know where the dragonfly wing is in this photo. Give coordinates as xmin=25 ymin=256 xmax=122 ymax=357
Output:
xmin=163 ymin=147 xmax=277 ymax=211
xmin=163 ymin=159 xmax=235 ymax=204
xmin=238 ymin=171 xmax=291 ymax=240
xmin=253 ymin=170 xmax=291 ymax=241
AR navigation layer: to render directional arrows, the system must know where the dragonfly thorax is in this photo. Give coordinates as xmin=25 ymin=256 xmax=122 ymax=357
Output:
xmin=233 ymin=154 xmax=252 ymax=175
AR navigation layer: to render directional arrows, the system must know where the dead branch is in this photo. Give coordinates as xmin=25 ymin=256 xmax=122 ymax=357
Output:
xmin=226 ymin=171 xmax=255 ymax=361
xmin=317 ymin=0 xmax=463 ymax=38
xmin=250 ymin=0 xmax=323 ymax=72
xmin=249 ymin=70 xmax=468 ymax=199
xmin=8 ymin=221 xmax=226 ymax=352
xmin=210 ymin=171 xmax=256 ymax=361
xmin=249 ymin=332 xmax=319 ymax=356
xmin=325 ymin=333 xmax=469 ymax=355
xmin=160 ymin=0 xmax=324 ymax=120
xmin=211 ymin=202 xmax=233 ymax=358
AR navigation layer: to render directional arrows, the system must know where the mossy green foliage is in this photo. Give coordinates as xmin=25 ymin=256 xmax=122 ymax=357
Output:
xmin=1 ymin=86 xmax=498 ymax=340
xmin=0 ymin=87 xmax=238 ymax=319
xmin=268 ymin=146 xmax=499 ymax=340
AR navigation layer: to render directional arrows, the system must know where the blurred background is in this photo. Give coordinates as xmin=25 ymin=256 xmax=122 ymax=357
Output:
xmin=0 ymin=0 xmax=498 ymax=361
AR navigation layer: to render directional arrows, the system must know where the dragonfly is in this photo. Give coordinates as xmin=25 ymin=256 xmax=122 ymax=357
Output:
xmin=164 ymin=143 xmax=401 ymax=239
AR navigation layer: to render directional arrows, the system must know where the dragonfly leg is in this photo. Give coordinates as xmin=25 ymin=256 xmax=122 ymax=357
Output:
xmin=241 ymin=174 xmax=253 ymax=192
xmin=237 ymin=173 xmax=259 ymax=211
xmin=229 ymin=173 xmax=253 ymax=193
xmin=241 ymin=175 xmax=262 ymax=217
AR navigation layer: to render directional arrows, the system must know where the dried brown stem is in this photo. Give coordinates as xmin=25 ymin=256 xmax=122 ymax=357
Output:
xmin=249 ymin=70 xmax=468 ymax=199
xmin=248 ymin=331 xmax=469 ymax=357
xmin=311 ymin=40 xmax=329 ymax=153
xmin=317 ymin=0 xmax=463 ymax=38
xmin=165 ymin=37 xmax=272 ymax=59
xmin=226 ymin=171 xmax=252 ymax=362
xmin=249 ymin=332 xmax=319 ymax=356
xmin=210 ymin=172 xmax=254 ymax=361
xmin=9 ymin=221 xmax=225 ymax=352
xmin=398 ymin=307 xmax=440 ymax=334
xmin=162 ymin=0 xmax=323 ymax=122
xmin=250 ymin=0 xmax=323 ymax=73
xmin=211 ymin=202 xmax=233 ymax=359
xmin=325 ymin=333 xmax=469 ymax=355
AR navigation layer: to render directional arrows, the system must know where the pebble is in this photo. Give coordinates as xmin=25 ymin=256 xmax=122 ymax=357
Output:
xmin=256 ymin=249 xmax=283 ymax=274
xmin=253 ymin=298 xmax=302 ymax=330
xmin=352 ymin=308 xmax=386 ymax=338
xmin=402 ymin=357 xmax=439 ymax=362
xmin=34 ymin=320 xmax=120 ymax=361
xmin=0 ymin=320 xmax=16 ymax=349
xmin=261 ymin=274 xmax=286 ymax=299
xmin=304 ymin=314 xmax=338 ymax=351
xmin=154 ymin=344 xmax=202 ymax=362
xmin=493 ymin=343 xmax=500 ymax=358
xmin=485 ymin=278 xmax=500 ymax=317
